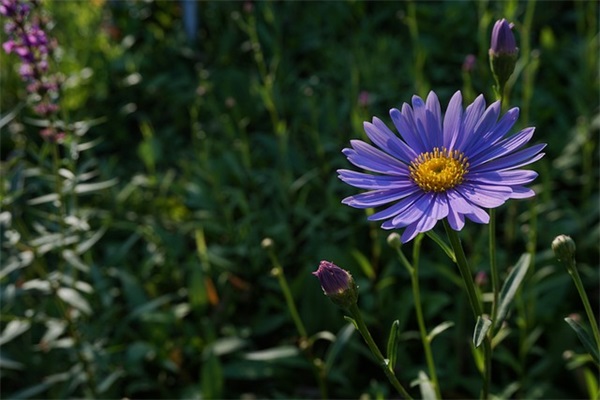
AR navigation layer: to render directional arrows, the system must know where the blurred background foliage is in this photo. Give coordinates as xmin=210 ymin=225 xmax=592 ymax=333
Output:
xmin=1 ymin=0 xmax=598 ymax=398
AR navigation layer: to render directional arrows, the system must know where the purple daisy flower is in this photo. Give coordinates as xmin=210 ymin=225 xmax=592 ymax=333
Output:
xmin=338 ymin=90 xmax=545 ymax=243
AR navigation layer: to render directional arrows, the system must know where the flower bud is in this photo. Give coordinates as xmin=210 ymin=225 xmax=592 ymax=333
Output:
xmin=489 ymin=19 xmax=518 ymax=90
xmin=312 ymin=260 xmax=358 ymax=309
xmin=386 ymin=232 xmax=402 ymax=249
xmin=552 ymin=234 xmax=576 ymax=263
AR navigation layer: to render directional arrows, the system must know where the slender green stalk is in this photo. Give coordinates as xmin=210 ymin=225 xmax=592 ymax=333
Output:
xmin=443 ymin=221 xmax=491 ymax=399
xmin=268 ymin=254 xmax=308 ymax=340
xmin=267 ymin=251 xmax=328 ymax=398
xmin=489 ymin=208 xmax=499 ymax=324
xmin=395 ymin=235 xmax=442 ymax=399
xmin=347 ymin=303 xmax=413 ymax=399
xmin=566 ymin=262 xmax=600 ymax=349
xmin=443 ymin=221 xmax=482 ymax=317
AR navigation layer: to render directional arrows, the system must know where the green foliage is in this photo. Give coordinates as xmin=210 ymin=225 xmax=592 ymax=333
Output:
xmin=0 ymin=0 xmax=598 ymax=398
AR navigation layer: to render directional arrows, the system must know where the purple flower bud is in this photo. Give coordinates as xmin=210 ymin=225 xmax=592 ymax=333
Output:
xmin=462 ymin=54 xmax=476 ymax=73
xmin=313 ymin=261 xmax=358 ymax=308
xmin=489 ymin=19 xmax=519 ymax=90
xmin=490 ymin=19 xmax=517 ymax=57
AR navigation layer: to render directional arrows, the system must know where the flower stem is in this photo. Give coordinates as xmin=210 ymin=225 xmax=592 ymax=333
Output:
xmin=566 ymin=260 xmax=600 ymax=349
xmin=268 ymin=251 xmax=328 ymax=398
xmin=443 ymin=221 xmax=482 ymax=317
xmin=489 ymin=208 xmax=499 ymax=324
xmin=443 ymin=221 xmax=491 ymax=399
xmin=395 ymin=235 xmax=442 ymax=399
xmin=347 ymin=303 xmax=413 ymax=399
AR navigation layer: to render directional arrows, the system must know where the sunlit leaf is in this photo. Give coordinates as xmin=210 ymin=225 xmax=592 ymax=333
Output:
xmin=495 ymin=253 xmax=531 ymax=331
xmin=324 ymin=323 xmax=356 ymax=374
xmin=57 ymin=287 xmax=92 ymax=315
xmin=565 ymin=317 xmax=600 ymax=364
xmin=428 ymin=321 xmax=454 ymax=342
xmin=0 ymin=320 xmax=31 ymax=346
xmin=473 ymin=316 xmax=492 ymax=348
xmin=387 ymin=320 xmax=400 ymax=370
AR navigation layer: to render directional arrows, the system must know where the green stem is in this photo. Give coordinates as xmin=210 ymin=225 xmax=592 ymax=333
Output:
xmin=347 ymin=303 xmax=413 ymax=399
xmin=395 ymin=235 xmax=442 ymax=398
xmin=567 ymin=262 xmax=600 ymax=349
xmin=269 ymin=256 xmax=307 ymax=339
xmin=489 ymin=209 xmax=499 ymax=323
xmin=443 ymin=221 xmax=482 ymax=317
xmin=443 ymin=221 xmax=491 ymax=399
xmin=269 ymin=252 xmax=328 ymax=398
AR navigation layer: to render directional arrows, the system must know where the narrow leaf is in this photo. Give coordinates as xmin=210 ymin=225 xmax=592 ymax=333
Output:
xmin=411 ymin=371 xmax=436 ymax=400
xmin=351 ymin=249 xmax=375 ymax=279
xmin=495 ymin=253 xmax=531 ymax=330
xmin=428 ymin=321 xmax=454 ymax=342
xmin=74 ymin=178 xmax=118 ymax=194
xmin=425 ymin=230 xmax=456 ymax=262
xmin=473 ymin=316 xmax=492 ymax=348
xmin=243 ymin=346 xmax=299 ymax=361
xmin=0 ymin=320 xmax=31 ymax=346
xmin=387 ymin=320 xmax=401 ymax=370
xmin=565 ymin=317 xmax=600 ymax=364
xmin=201 ymin=352 xmax=223 ymax=400
xmin=324 ymin=323 xmax=355 ymax=374
xmin=57 ymin=287 xmax=92 ymax=315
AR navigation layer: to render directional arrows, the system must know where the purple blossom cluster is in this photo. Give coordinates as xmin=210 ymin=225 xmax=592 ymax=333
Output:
xmin=1 ymin=0 xmax=63 ymax=141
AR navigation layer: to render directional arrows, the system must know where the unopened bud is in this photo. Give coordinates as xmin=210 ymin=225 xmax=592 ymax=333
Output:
xmin=387 ymin=233 xmax=402 ymax=249
xmin=489 ymin=19 xmax=518 ymax=90
xmin=312 ymin=260 xmax=358 ymax=309
xmin=552 ymin=234 xmax=576 ymax=263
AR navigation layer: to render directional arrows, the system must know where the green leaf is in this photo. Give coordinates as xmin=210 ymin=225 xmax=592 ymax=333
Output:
xmin=343 ymin=315 xmax=358 ymax=330
xmin=0 ymin=320 xmax=31 ymax=346
xmin=57 ymin=287 xmax=92 ymax=315
xmin=565 ymin=317 xmax=600 ymax=364
xmin=425 ymin=230 xmax=456 ymax=262
xmin=201 ymin=351 xmax=223 ymax=400
xmin=243 ymin=346 xmax=299 ymax=361
xmin=495 ymin=253 xmax=531 ymax=330
xmin=473 ymin=316 xmax=492 ymax=348
xmin=351 ymin=249 xmax=375 ymax=279
xmin=427 ymin=321 xmax=454 ymax=342
xmin=387 ymin=320 xmax=400 ymax=370
xmin=411 ymin=371 xmax=436 ymax=400
xmin=324 ymin=323 xmax=355 ymax=374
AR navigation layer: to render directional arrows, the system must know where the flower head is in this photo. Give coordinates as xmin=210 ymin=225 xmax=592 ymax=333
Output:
xmin=313 ymin=261 xmax=358 ymax=308
xmin=338 ymin=91 xmax=545 ymax=243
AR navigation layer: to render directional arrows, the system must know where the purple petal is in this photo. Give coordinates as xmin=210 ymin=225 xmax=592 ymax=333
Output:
xmin=474 ymin=144 xmax=546 ymax=173
xmin=465 ymin=170 xmax=538 ymax=186
xmin=389 ymin=192 xmax=435 ymax=227
xmin=343 ymin=142 xmax=409 ymax=176
xmin=457 ymin=183 xmax=512 ymax=208
xmin=425 ymin=92 xmax=443 ymax=148
xmin=455 ymin=94 xmax=486 ymax=149
xmin=338 ymin=169 xmax=412 ymax=190
xmin=446 ymin=202 xmax=466 ymax=231
xmin=368 ymin=191 xmax=423 ymax=221
xmin=365 ymin=118 xmax=418 ymax=162
xmin=342 ymin=186 xmax=417 ymax=208
xmin=443 ymin=91 xmax=463 ymax=150
xmin=469 ymin=127 xmax=536 ymax=167
xmin=464 ymin=107 xmax=519 ymax=156
xmin=390 ymin=103 xmax=428 ymax=154
xmin=509 ymin=186 xmax=536 ymax=199
xmin=465 ymin=205 xmax=490 ymax=224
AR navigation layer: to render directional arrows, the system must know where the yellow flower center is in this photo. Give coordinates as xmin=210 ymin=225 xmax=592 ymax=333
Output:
xmin=409 ymin=147 xmax=469 ymax=192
